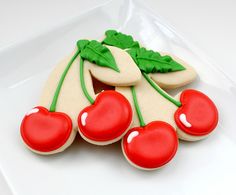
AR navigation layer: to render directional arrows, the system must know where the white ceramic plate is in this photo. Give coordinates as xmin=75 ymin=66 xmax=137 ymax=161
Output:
xmin=0 ymin=0 xmax=235 ymax=194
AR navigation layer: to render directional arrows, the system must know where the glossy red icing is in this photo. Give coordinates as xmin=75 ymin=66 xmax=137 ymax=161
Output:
xmin=20 ymin=106 xmax=72 ymax=152
xmin=122 ymin=121 xmax=178 ymax=169
xmin=78 ymin=90 xmax=132 ymax=142
xmin=174 ymin=89 xmax=218 ymax=136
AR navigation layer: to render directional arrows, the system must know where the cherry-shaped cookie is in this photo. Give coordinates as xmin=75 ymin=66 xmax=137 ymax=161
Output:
xmin=120 ymin=86 xmax=178 ymax=170
xmin=78 ymin=90 xmax=132 ymax=145
xmin=141 ymin=73 xmax=218 ymax=141
xmin=76 ymin=42 xmax=135 ymax=145
xmin=21 ymin=107 xmax=73 ymax=154
xmin=174 ymin=89 xmax=218 ymax=141
xmin=122 ymin=121 xmax=178 ymax=170
xmin=20 ymin=49 xmax=80 ymax=154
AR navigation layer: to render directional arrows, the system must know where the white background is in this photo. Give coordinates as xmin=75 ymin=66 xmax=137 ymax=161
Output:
xmin=0 ymin=0 xmax=235 ymax=194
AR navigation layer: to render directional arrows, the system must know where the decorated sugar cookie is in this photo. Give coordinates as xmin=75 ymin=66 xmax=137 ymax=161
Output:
xmin=121 ymin=87 xmax=178 ymax=170
xmin=102 ymin=30 xmax=218 ymax=169
xmin=20 ymin=29 xmax=218 ymax=171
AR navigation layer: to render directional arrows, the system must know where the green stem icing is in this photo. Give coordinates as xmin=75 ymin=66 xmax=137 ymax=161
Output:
xmin=49 ymin=50 xmax=80 ymax=112
xmin=80 ymin=57 xmax=95 ymax=104
xmin=131 ymin=86 xmax=146 ymax=127
xmin=142 ymin=72 xmax=182 ymax=107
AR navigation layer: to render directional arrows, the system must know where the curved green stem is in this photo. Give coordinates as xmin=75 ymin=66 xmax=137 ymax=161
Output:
xmin=142 ymin=72 xmax=182 ymax=107
xmin=80 ymin=58 xmax=95 ymax=104
xmin=131 ymin=86 xmax=145 ymax=127
xmin=50 ymin=50 xmax=80 ymax=112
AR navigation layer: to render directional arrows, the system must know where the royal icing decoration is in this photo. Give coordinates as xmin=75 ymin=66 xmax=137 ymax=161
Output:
xmin=174 ymin=89 xmax=218 ymax=136
xmin=78 ymin=90 xmax=132 ymax=142
xmin=81 ymin=112 xmax=88 ymax=126
xmin=123 ymin=121 xmax=178 ymax=169
xmin=179 ymin=113 xmax=192 ymax=128
xmin=21 ymin=106 xmax=72 ymax=152
xmin=127 ymin=131 xmax=139 ymax=143
xmin=26 ymin=108 xmax=39 ymax=116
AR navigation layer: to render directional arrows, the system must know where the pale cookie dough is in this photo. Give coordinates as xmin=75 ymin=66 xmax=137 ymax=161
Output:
xmin=39 ymin=51 xmax=95 ymax=128
xmin=150 ymin=54 xmax=197 ymax=89
xmin=116 ymin=76 xmax=178 ymax=129
xmin=78 ymin=122 xmax=132 ymax=146
xmin=38 ymin=51 xmax=95 ymax=154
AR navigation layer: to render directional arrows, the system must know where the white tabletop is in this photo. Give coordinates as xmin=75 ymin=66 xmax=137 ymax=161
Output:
xmin=0 ymin=0 xmax=235 ymax=194
xmin=0 ymin=0 xmax=235 ymax=82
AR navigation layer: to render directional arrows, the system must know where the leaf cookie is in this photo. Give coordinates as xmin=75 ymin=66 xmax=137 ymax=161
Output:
xmin=150 ymin=54 xmax=197 ymax=89
xmin=22 ymin=51 xmax=93 ymax=154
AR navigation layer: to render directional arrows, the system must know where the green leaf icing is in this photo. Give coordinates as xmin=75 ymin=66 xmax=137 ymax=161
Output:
xmin=102 ymin=30 xmax=140 ymax=49
xmin=77 ymin=39 xmax=119 ymax=72
xmin=77 ymin=40 xmax=90 ymax=52
xmin=127 ymin=47 xmax=185 ymax=73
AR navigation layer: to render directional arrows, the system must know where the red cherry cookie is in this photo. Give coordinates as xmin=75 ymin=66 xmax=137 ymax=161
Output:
xmin=175 ymin=89 xmax=218 ymax=136
xmin=122 ymin=121 xmax=178 ymax=169
xmin=21 ymin=106 xmax=72 ymax=153
xmin=78 ymin=90 xmax=132 ymax=144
